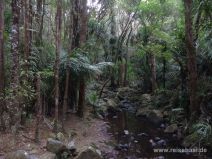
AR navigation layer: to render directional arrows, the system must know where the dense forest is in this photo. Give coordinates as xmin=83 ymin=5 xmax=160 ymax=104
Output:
xmin=0 ymin=0 xmax=211 ymax=159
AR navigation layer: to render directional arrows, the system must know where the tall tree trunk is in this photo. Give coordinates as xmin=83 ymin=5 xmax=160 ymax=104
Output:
xmin=54 ymin=0 xmax=62 ymax=132
xmin=38 ymin=0 xmax=45 ymax=44
xmin=10 ymin=0 xmax=21 ymax=132
xmin=79 ymin=0 xmax=87 ymax=44
xmin=163 ymin=58 xmax=166 ymax=89
xmin=149 ymin=53 xmax=157 ymax=92
xmin=77 ymin=0 xmax=87 ymax=117
xmin=24 ymin=0 xmax=30 ymax=73
xmin=0 ymin=0 xmax=4 ymax=94
xmin=0 ymin=0 xmax=5 ymax=131
xmin=29 ymin=0 xmax=33 ymax=47
xmin=36 ymin=0 xmax=42 ymax=45
xmin=110 ymin=1 xmax=116 ymax=88
xmin=72 ymin=0 xmax=80 ymax=48
xmin=35 ymin=74 xmax=42 ymax=142
xmin=77 ymin=78 xmax=85 ymax=117
xmin=124 ymin=26 xmax=133 ymax=86
xmin=62 ymin=0 xmax=73 ymax=121
xmin=184 ymin=0 xmax=199 ymax=120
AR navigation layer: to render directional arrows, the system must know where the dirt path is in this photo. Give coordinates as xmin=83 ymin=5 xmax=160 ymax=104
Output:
xmin=0 ymin=107 xmax=116 ymax=158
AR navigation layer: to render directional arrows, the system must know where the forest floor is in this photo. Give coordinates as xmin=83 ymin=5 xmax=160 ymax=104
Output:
xmin=0 ymin=107 xmax=117 ymax=158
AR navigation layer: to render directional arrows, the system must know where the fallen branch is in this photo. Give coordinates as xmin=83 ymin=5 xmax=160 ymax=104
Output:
xmin=22 ymin=134 xmax=36 ymax=142
xmin=98 ymin=79 xmax=110 ymax=99
xmin=43 ymin=118 xmax=53 ymax=130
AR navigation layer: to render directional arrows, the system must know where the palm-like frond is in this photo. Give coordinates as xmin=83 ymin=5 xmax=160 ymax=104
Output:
xmin=65 ymin=51 xmax=114 ymax=79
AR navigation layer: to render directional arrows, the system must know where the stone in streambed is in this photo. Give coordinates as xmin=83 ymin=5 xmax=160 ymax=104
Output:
xmin=57 ymin=132 xmax=65 ymax=142
xmin=107 ymin=99 xmax=118 ymax=109
xmin=75 ymin=147 xmax=102 ymax=159
xmin=67 ymin=140 xmax=77 ymax=156
xmin=46 ymin=138 xmax=67 ymax=154
xmin=156 ymin=139 xmax=167 ymax=146
xmin=39 ymin=152 xmax=56 ymax=159
xmin=148 ymin=110 xmax=163 ymax=125
xmin=5 ymin=150 xmax=31 ymax=159
xmin=164 ymin=124 xmax=178 ymax=133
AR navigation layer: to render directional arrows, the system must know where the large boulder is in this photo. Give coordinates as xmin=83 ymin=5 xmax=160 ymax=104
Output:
xmin=136 ymin=108 xmax=164 ymax=125
xmin=148 ymin=110 xmax=164 ymax=125
xmin=39 ymin=152 xmax=56 ymax=159
xmin=67 ymin=141 xmax=76 ymax=150
xmin=164 ymin=124 xmax=178 ymax=133
xmin=117 ymin=87 xmax=134 ymax=100
xmin=136 ymin=107 xmax=150 ymax=117
xmin=140 ymin=94 xmax=152 ymax=108
xmin=5 ymin=150 xmax=30 ymax=159
xmin=46 ymin=138 xmax=67 ymax=154
xmin=153 ymin=92 xmax=171 ymax=108
xmin=57 ymin=132 xmax=66 ymax=142
xmin=106 ymin=98 xmax=121 ymax=112
xmin=75 ymin=147 xmax=102 ymax=159
xmin=107 ymin=98 xmax=118 ymax=108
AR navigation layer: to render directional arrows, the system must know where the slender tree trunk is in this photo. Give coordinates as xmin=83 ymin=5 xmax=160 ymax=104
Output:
xmin=36 ymin=0 xmax=42 ymax=45
xmin=0 ymin=0 xmax=5 ymax=131
xmin=123 ymin=57 xmax=128 ymax=86
xmin=0 ymin=0 xmax=4 ymax=94
xmin=77 ymin=78 xmax=85 ymax=117
xmin=77 ymin=0 xmax=87 ymax=117
xmin=110 ymin=2 xmax=116 ymax=88
xmin=184 ymin=0 xmax=199 ymax=120
xmin=62 ymin=0 xmax=73 ymax=121
xmin=39 ymin=0 xmax=45 ymax=43
xmin=24 ymin=0 xmax=30 ymax=73
xmin=72 ymin=0 xmax=80 ymax=48
xmin=29 ymin=0 xmax=32 ymax=53
xmin=54 ymin=0 xmax=62 ymax=132
xmin=79 ymin=0 xmax=87 ymax=44
xmin=124 ymin=27 xmax=132 ymax=86
xmin=149 ymin=53 xmax=157 ymax=92
xmin=163 ymin=58 xmax=166 ymax=89
xmin=43 ymin=94 xmax=46 ymax=116
xmin=10 ymin=0 xmax=21 ymax=131
xmin=63 ymin=70 xmax=69 ymax=120
xmin=35 ymin=74 xmax=42 ymax=142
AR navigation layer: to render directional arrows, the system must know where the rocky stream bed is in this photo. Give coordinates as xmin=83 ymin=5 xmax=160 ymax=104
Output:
xmin=1 ymin=86 xmax=211 ymax=159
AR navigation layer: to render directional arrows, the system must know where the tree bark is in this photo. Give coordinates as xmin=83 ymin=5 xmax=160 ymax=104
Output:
xmin=149 ymin=53 xmax=157 ymax=92
xmin=77 ymin=0 xmax=87 ymax=117
xmin=0 ymin=0 xmax=4 ymax=95
xmin=184 ymin=0 xmax=199 ymax=120
xmin=35 ymin=74 xmax=42 ymax=142
xmin=77 ymin=78 xmax=85 ymax=117
xmin=24 ymin=0 xmax=30 ymax=72
xmin=62 ymin=0 xmax=74 ymax=121
xmin=10 ymin=0 xmax=21 ymax=131
xmin=124 ymin=26 xmax=133 ymax=86
xmin=54 ymin=0 xmax=62 ymax=132
xmin=163 ymin=58 xmax=166 ymax=89
xmin=72 ymin=0 xmax=80 ymax=48
xmin=79 ymin=0 xmax=87 ymax=45
xmin=36 ymin=0 xmax=42 ymax=44
xmin=0 ymin=0 xmax=5 ymax=131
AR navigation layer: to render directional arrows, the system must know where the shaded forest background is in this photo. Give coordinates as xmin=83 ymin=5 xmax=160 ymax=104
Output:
xmin=0 ymin=0 xmax=212 ymax=156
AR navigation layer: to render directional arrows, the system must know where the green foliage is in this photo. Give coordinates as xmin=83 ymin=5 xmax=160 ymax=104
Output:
xmin=29 ymin=42 xmax=55 ymax=72
xmin=87 ymin=90 xmax=99 ymax=115
xmin=184 ymin=121 xmax=212 ymax=147
xmin=64 ymin=49 xmax=114 ymax=80
xmin=127 ymin=61 xmax=136 ymax=82
xmin=39 ymin=68 xmax=54 ymax=96
xmin=88 ymin=91 xmax=98 ymax=106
